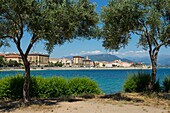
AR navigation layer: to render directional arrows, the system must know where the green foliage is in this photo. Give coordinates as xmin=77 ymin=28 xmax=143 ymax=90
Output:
xmin=163 ymin=76 xmax=170 ymax=92
xmin=124 ymin=73 xmax=160 ymax=92
xmin=55 ymin=62 xmax=63 ymax=67
xmin=68 ymin=77 xmax=102 ymax=95
xmin=101 ymin=0 xmax=170 ymax=51
xmin=0 ymin=56 xmax=5 ymax=67
xmin=101 ymin=0 xmax=170 ymax=91
xmin=0 ymin=0 xmax=99 ymax=53
xmin=0 ymin=0 xmax=99 ymax=101
xmin=0 ymin=76 xmax=102 ymax=100
xmin=38 ymin=77 xmax=69 ymax=98
xmin=0 ymin=75 xmax=24 ymax=100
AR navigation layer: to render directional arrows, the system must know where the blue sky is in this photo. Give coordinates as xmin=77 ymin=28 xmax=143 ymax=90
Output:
xmin=0 ymin=0 xmax=170 ymax=58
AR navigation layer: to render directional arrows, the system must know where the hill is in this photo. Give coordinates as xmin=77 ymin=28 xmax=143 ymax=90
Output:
xmin=127 ymin=55 xmax=170 ymax=66
xmin=64 ymin=54 xmax=132 ymax=62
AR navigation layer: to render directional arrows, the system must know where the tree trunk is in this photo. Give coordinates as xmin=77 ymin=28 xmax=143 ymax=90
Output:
xmin=148 ymin=55 xmax=157 ymax=91
xmin=22 ymin=56 xmax=31 ymax=103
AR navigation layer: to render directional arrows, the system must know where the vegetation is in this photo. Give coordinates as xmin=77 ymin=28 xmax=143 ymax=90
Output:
xmin=0 ymin=57 xmax=22 ymax=67
xmin=124 ymin=73 xmax=160 ymax=93
xmin=163 ymin=76 xmax=170 ymax=92
xmin=68 ymin=77 xmax=101 ymax=95
xmin=0 ymin=0 xmax=99 ymax=102
xmin=0 ymin=75 xmax=102 ymax=100
xmin=0 ymin=56 xmax=5 ymax=67
xmin=101 ymin=0 xmax=170 ymax=91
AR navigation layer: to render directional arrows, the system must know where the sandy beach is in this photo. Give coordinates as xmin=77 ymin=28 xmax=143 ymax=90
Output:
xmin=1 ymin=93 xmax=170 ymax=113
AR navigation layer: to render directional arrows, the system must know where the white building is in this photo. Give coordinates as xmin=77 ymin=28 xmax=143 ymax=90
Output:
xmin=49 ymin=58 xmax=58 ymax=63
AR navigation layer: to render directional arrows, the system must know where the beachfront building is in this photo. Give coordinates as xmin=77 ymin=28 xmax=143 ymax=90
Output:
xmin=96 ymin=61 xmax=107 ymax=68
xmin=49 ymin=58 xmax=58 ymax=64
xmin=105 ymin=62 xmax=113 ymax=68
xmin=120 ymin=62 xmax=132 ymax=67
xmin=58 ymin=58 xmax=72 ymax=67
xmin=73 ymin=56 xmax=84 ymax=66
xmin=0 ymin=53 xmax=5 ymax=58
xmin=112 ymin=60 xmax=122 ymax=67
xmin=5 ymin=53 xmax=22 ymax=64
xmin=83 ymin=56 xmax=92 ymax=67
xmin=28 ymin=53 xmax=49 ymax=66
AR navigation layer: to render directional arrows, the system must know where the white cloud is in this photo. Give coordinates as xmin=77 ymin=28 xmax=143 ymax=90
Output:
xmin=110 ymin=50 xmax=148 ymax=57
xmin=69 ymin=50 xmax=104 ymax=56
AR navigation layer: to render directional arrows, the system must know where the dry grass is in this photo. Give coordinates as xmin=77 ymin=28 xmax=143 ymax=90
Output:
xmin=0 ymin=93 xmax=170 ymax=113
xmin=98 ymin=92 xmax=170 ymax=110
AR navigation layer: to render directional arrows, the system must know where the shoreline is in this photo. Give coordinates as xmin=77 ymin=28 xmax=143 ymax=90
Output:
xmin=1 ymin=66 xmax=170 ymax=71
xmin=0 ymin=67 xmax=154 ymax=71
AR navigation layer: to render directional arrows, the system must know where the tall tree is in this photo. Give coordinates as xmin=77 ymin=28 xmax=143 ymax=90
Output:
xmin=101 ymin=0 xmax=170 ymax=91
xmin=0 ymin=0 xmax=99 ymax=103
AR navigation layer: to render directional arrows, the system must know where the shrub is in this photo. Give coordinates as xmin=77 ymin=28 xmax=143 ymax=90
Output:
xmin=30 ymin=76 xmax=69 ymax=98
xmin=0 ymin=75 xmax=24 ymax=100
xmin=124 ymin=73 xmax=160 ymax=93
xmin=41 ymin=77 xmax=68 ymax=98
xmin=68 ymin=77 xmax=102 ymax=95
xmin=0 ymin=76 xmax=102 ymax=100
xmin=163 ymin=76 xmax=170 ymax=92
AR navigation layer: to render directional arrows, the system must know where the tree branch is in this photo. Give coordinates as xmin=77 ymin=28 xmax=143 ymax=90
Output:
xmin=153 ymin=37 xmax=158 ymax=46
xmin=18 ymin=14 xmax=24 ymax=40
xmin=131 ymin=30 xmax=143 ymax=36
xmin=0 ymin=36 xmax=14 ymax=39
xmin=143 ymin=22 xmax=152 ymax=51
xmin=25 ymin=35 xmax=38 ymax=56
xmin=153 ymin=40 xmax=170 ymax=54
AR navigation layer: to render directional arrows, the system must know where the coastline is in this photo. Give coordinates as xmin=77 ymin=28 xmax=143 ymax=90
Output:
xmin=0 ymin=67 xmax=154 ymax=71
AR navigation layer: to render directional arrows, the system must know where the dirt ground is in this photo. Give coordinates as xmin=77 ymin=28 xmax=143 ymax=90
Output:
xmin=0 ymin=93 xmax=170 ymax=113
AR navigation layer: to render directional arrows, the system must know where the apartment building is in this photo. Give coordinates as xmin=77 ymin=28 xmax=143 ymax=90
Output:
xmin=73 ymin=56 xmax=84 ymax=65
xmin=4 ymin=53 xmax=22 ymax=63
xmin=28 ymin=53 xmax=49 ymax=66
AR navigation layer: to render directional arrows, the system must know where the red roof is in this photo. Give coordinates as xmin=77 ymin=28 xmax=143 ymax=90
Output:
xmin=0 ymin=54 xmax=5 ymax=57
xmin=5 ymin=55 xmax=21 ymax=58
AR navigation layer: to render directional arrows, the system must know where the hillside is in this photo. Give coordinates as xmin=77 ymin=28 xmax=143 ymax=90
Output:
xmin=127 ymin=55 xmax=170 ymax=66
xmin=64 ymin=54 xmax=132 ymax=62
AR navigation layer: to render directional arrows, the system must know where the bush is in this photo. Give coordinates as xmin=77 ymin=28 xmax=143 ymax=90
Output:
xmin=0 ymin=76 xmax=102 ymax=100
xmin=0 ymin=75 xmax=24 ymax=100
xmin=163 ymin=76 xmax=170 ymax=92
xmin=124 ymin=73 xmax=160 ymax=93
xmin=68 ymin=77 xmax=102 ymax=95
xmin=39 ymin=76 xmax=69 ymax=98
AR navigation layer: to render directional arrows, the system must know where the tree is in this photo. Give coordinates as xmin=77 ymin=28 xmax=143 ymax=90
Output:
xmin=0 ymin=56 xmax=5 ymax=67
xmin=0 ymin=0 xmax=99 ymax=103
xmin=7 ymin=59 xmax=19 ymax=67
xmin=101 ymin=0 xmax=170 ymax=91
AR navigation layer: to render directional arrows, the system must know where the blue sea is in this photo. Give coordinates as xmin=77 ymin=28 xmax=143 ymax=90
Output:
xmin=0 ymin=68 xmax=170 ymax=94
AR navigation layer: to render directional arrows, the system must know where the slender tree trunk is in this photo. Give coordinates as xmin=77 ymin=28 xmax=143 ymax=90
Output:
xmin=148 ymin=54 xmax=157 ymax=91
xmin=22 ymin=56 xmax=31 ymax=103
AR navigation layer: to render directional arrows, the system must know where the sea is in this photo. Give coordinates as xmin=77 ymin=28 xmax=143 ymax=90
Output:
xmin=0 ymin=68 xmax=170 ymax=94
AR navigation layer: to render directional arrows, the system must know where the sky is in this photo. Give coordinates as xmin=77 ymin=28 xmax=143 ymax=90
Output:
xmin=0 ymin=0 xmax=170 ymax=58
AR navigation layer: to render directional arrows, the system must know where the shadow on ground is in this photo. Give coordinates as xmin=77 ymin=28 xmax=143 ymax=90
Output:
xmin=100 ymin=93 xmax=144 ymax=102
xmin=0 ymin=96 xmax=85 ymax=112
xmin=159 ymin=93 xmax=170 ymax=100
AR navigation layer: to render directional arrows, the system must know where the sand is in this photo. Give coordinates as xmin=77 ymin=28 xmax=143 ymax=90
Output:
xmin=8 ymin=100 xmax=168 ymax=113
xmin=1 ymin=93 xmax=170 ymax=113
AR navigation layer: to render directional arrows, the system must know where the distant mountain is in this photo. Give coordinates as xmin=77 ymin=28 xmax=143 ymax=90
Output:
xmin=127 ymin=55 xmax=170 ymax=66
xmin=64 ymin=54 xmax=132 ymax=62
xmin=87 ymin=54 xmax=132 ymax=62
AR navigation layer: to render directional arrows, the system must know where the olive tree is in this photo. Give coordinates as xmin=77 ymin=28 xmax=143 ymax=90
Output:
xmin=101 ymin=0 xmax=170 ymax=90
xmin=0 ymin=0 xmax=99 ymax=102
